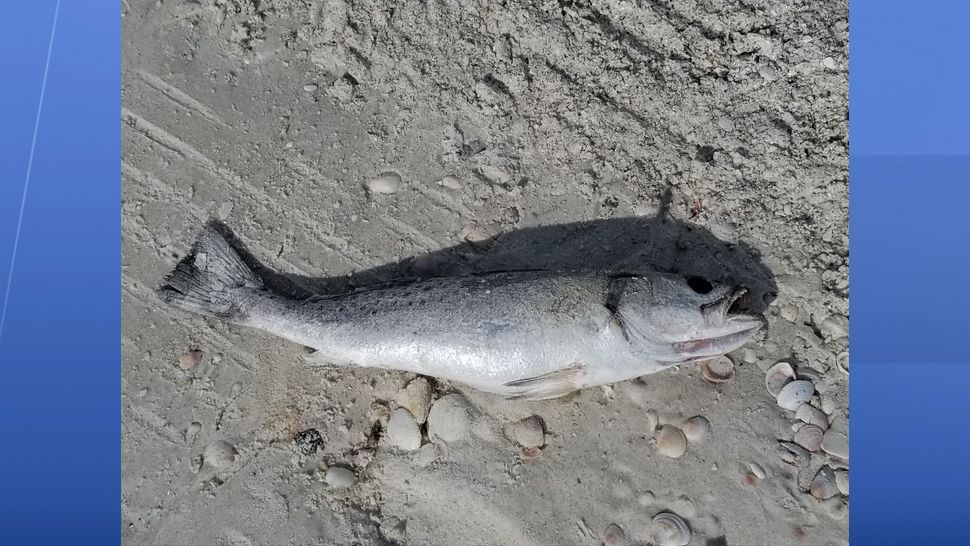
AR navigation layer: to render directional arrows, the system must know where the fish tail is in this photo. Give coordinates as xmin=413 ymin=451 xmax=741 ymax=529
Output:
xmin=156 ymin=223 xmax=264 ymax=320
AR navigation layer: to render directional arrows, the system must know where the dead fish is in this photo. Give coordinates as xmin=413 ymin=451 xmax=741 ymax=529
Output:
xmin=157 ymin=225 xmax=764 ymax=400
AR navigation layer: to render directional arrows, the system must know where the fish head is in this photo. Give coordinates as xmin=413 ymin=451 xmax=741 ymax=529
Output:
xmin=615 ymin=273 xmax=765 ymax=363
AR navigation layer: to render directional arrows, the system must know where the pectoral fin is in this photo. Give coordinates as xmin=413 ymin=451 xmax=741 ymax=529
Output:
xmin=503 ymin=363 xmax=585 ymax=400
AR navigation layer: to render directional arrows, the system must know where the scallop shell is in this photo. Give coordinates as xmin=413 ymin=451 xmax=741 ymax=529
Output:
xmin=701 ymin=356 xmax=735 ymax=383
xmin=821 ymin=430 xmax=849 ymax=460
xmin=793 ymin=424 xmax=824 ymax=452
xmin=835 ymin=470 xmax=849 ymax=496
xmin=795 ymin=404 xmax=829 ymax=430
xmin=651 ymin=512 xmax=691 ymax=546
xmin=512 ymin=416 xmax=546 ymax=448
xmin=777 ymin=380 xmax=815 ymax=411
xmin=656 ymin=425 xmax=688 ymax=458
xmin=602 ymin=523 xmax=627 ymax=546
xmin=778 ymin=441 xmax=811 ymax=468
xmin=764 ymin=361 xmax=796 ymax=396
xmin=681 ymin=416 xmax=711 ymax=444
xmin=810 ymin=466 xmax=839 ymax=500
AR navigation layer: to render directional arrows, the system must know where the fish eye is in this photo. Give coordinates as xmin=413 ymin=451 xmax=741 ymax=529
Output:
xmin=687 ymin=276 xmax=714 ymax=294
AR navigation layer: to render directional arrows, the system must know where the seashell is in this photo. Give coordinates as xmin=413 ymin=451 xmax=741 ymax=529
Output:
xmin=681 ymin=416 xmax=711 ymax=444
xmin=777 ymin=380 xmax=815 ymax=411
xmin=178 ymin=350 xmax=204 ymax=370
xmin=512 ymin=415 xmax=546 ymax=448
xmin=427 ymin=394 xmax=474 ymax=444
xmin=364 ymin=172 xmax=402 ymax=194
xmin=651 ymin=512 xmax=691 ymax=546
xmin=701 ymin=356 xmax=735 ymax=383
xmin=203 ymin=440 xmax=238 ymax=471
xmin=835 ymin=470 xmax=849 ymax=496
xmin=793 ymin=424 xmax=824 ymax=452
xmin=778 ymin=441 xmax=811 ymax=468
xmin=520 ymin=446 xmax=543 ymax=462
xmin=795 ymin=404 xmax=829 ymax=430
xmin=602 ymin=523 xmax=627 ymax=546
xmin=797 ymin=367 xmax=824 ymax=384
xmin=324 ymin=466 xmax=357 ymax=489
xmin=656 ymin=425 xmax=688 ymax=458
xmin=821 ymin=430 xmax=849 ymax=460
xmin=764 ymin=361 xmax=796 ymax=396
xmin=437 ymin=175 xmax=462 ymax=189
xmin=836 ymin=351 xmax=849 ymax=375
xmin=749 ymin=462 xmax=766 ymax=479
xmin=810 ymin=465 xmax=839 ymax=500
xmin=396 ymin=377 xmax=433 ymax=424
xmin=386 ymin=408 xmax=422 ymax=451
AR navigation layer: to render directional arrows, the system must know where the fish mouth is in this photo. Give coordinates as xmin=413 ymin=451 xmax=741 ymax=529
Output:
xmin=667 ymin=288 xmax=765 ymax=362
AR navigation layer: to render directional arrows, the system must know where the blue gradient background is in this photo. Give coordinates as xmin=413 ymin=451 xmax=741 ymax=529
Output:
xmin=0 ymin=1 xmax=119 ymax=544
xmin=1 ymin=0 xmax=968 ymax=544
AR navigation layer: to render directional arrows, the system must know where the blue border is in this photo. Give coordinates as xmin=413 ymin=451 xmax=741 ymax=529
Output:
xmin=851 ymin=0 xmax=970 ymax=544
xmin=0 ymin=2 xmax=120 ymax=543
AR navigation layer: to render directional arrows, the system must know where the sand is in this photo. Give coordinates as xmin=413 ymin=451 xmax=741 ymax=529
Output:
xmin=121 ymin=0 xmax=848 ymax=544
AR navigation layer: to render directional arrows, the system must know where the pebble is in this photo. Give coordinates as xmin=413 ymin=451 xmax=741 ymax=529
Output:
xmin=749 ymin=462 xmax=766 ymax=479
xmin=325 ymin=466 xmax=356 ymax=489
xmin=819 ymin=314 xmax=848 ymax=340
xmin=822 ymin=57 xmax=837 ymax=70
xmin=427 ymin=394 xmax=473 ymax=443
xmin=178 ymin=350 xmax=204 ymax=370
xmin=396 ymin=377 xmax=433 ymax=424
xmin=437 ymin=175 xmax=461 ymax=189
xmin=295 ymin=428 xmax=324 ymax=455
xmin=512 ymin=415 xmax=545 ymax=448
xmin=656 ymin=425 xmax=688 ymax=458
xmin=203 ymin=440 xmax=238 ymax=470
xmin=386 ymin=408 xmax=422 ymax=451
xmin=780 ymin=304 xmax=799 ymax=322
xmin=364 ymin=172 xmax=402 ymax=194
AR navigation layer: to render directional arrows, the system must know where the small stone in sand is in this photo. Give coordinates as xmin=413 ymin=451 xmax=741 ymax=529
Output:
xmin=325 ymin=466 xmax=356 ymax=489
xmin=512 ymin=415 xmax=545 ymax=448
xmin=427 ymin=394 xmax=473 ymax=443
xmin=295 ymin=428 xmax=324 ymax=455
xmin=396 ymin=377 xmax=433 ymax=424
xmin=386 ymin=408 xmax=422 ymax=451
xmin=203 ymin=440 xmax=237 ymax=470
xmin=178 ymin=350 xmax=204 ymax=370
xmin=364 ymin=172 xmax=402 ymax=194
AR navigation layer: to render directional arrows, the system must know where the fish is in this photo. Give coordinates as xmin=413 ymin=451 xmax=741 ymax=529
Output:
xmin=157 ymin=225 xmax=765 ymax=399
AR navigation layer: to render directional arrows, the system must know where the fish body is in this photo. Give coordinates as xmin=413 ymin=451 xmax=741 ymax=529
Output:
xmin=158 ymin=226 xmax=764 ymax=399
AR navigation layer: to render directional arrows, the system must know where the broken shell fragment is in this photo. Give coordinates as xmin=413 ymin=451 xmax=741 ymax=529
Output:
xmin=656 ymin=425 xmax=688 ymax=458
xmin=810 ymin=466 xmax=839 ymax=500
xmin=681 ymin=416 xmax=711 ymax=444
xmin=364 ymin=172 xmax=402 ymax=194
xmin=602 ymin=523 xmax=627 ymax=546
xmin=793 ymin=424 xmax=825 ymax=452
xmin=701 ymin=356 xmax=735 ymax=384
xmin=178 ymin=350 xmax=204 ymax=370
xmin=764 ymin=361 xmax=796 ymax=396
xmin=651 ymin=512 xmax=691 ymax=546
xmin=521 ymin=446 xmax=543 ymax=462
xmin=777 ymin=380 xmax=815 ymax=411
xmin=512 ymin=415 xmax=546 ymax=448
xmin=795 ymin=404 xmax=829 ymax=430
xmin=821 ymin=430 xmax=849 ymax=460
xmin=835 ymin=469 xmax=849 ymax=496
xmin=396 ymin=377 xmax=433 ymax=424
xmin=778 ymin=441 xmax=811 ymax=468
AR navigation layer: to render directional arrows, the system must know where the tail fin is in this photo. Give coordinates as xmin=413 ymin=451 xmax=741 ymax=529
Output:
xmin=156 ymin=224 xmax=263 ymax=319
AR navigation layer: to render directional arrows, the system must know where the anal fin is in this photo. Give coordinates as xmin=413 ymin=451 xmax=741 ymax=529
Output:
xmin=503 ymin=363 xmax=585 ymax=400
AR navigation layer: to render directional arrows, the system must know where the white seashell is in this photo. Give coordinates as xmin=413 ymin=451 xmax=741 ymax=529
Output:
xmin=396 ymin=377 xmax=433 ymax=424
xmin=681 ymin=416 xmax=712 ymax=444
xmin=795 ymin=404 xmax=829 ymax=430
xmin=835 ymin=469 xmax=849 ymax=496
xmin=764 ymin=361 xmax=796 ymax=396
xmin=651 ymin=512 xmax=691 ymax=546
xmin=701 ymin=356 xmax=735 ymax=383
xmin=364 ymin=172 xmax=402 ymax=194
xmin=512 ymin=415 xmax=546 ymax=448
xmin=655 ymin=425 xmax=688 ymax=458
xmin=821 ymin=430 xmax=849 ymax=460
xmin=203 ymin=440 xmax=237 ymax=470
xmin=427 ymin=394 xmax=473 ymax=444
xmin=777 ymin=380 xmax=815 ymax=411
xmin=324 ymin=466 xmax=356 ymax=489
xmin=778 ymin=441 xmax=811 ymax=468
xmin=602 ymin=523 xmax=627 ymax=546
xmin=386 ymin=408 xmax=422 ymax=451
xmin=749 ymin=462 xmax=766 ymax=479
xmin=810 ymin=466 xmax=839 ymax=500
xmin=793 ymin=424 xmax=824 ymax=452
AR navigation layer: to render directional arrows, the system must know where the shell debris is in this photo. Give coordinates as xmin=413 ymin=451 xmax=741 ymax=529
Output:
xmin=602 ymin=523 xmax=626 ymax=546
xmin=656 ymin=425 xmax=688 ymax=458
xmin=681 ymin=416 xmax=711 ymax=444
xmin=777 ymin=380 xmax=815 ymax=411
xmin=651 ymin=512 xmax=691 ymax=546
xmin=325 ymin=466 xmax=357 ymax=489
xmin=810 ymin=465 xmax=839 ymax=500
xmin=795 ymin=404 xmax=829 ymax=430
xmin=793 ymin=424 xmax=824 ymax=452
xmin=512 ymin=415 xmax=546 ymax=448
xmin=764 ymin=361 xmax=796 ymax=396
xmin=821 ymin=430 xmax=849 ymax=460
xmin=386 ymin=408 xmax=422 ymax=451
xmin=178 ymin=350 xmax=204 ymax=370
xmin=701 ymin=356 xmax=735 ymax=384
xmin=427 ymin=394 xmax=473 ymax=444
xmin=203 ymin=440 xmax=238 ymax=471
xmin=396 ymin=377 xmax=434 ymax=424
xmin=364 ymin=172 xmax=403 ymax=194
xmin=835 ymin=469 xmax=849 ymax=496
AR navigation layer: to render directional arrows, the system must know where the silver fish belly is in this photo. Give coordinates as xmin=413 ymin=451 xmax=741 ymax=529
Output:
xmin=158 ymin=225 xmax=764 ymax=399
